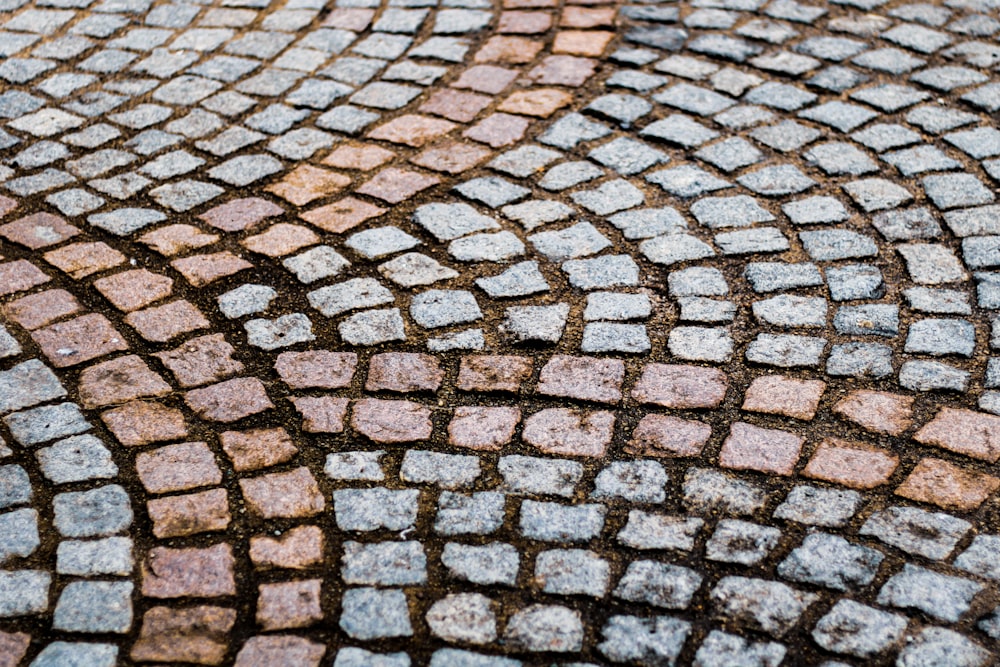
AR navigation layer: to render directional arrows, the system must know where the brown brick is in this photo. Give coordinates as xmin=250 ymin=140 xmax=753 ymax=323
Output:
xmin=0 ymin=212 xmax=78 ymax=249
xmin=628 ymin=414 xmax=712 ymax=458
xmin=458 ymin=355 xmax=532 ymax=392
xmin=3 ymin=289 xmax=81 ymax=330
xmin=250 ymin=525 xmax=324 ymax=570
xmin=833 ymin=390 xmax=913 ymax=435
xmin=537 ymin=355 xmax=624 ymax=403
xmin=300 ymin=196 xmax=385 ymax=234
xmin=366 ymin=352 xmax=444 ymax=392
xmin=896 ymin=458 xmax=1000 ymax=511
xmin=0 ymin=259 xmax=50 ymax=296
xmin=142 ymin=544 xmax=237 ymax=598
xmin=498 ymin=88 xmax=573 ymax=117
xmin=94 ymin=269 xmax=174 ymax=312
xmin=322 ymin=143 xmax=395 ymax=170
xmin=452 ymin=65 xmax=519 ymax=94
xmin=199 ymin=197 xmax=284 ymax=232
xmin=366 ymin=115 xmax=457 ymax=148
xmin=256 ymin=579 xmax=323 ymax=630
xmin=242 ymin=223 xmax=319 ymax=257
xmin=355 ymin=167 xmax=441 ymax=203
xmin=155 ymin=334 xmax=244 ymax=387
xmin=351 ymin=398 xmax=433 ymax=443
xmin=101 ymin=401 xmax=188 ymax=447
xmin=741 ymin=375 xmax=826 ymax=420
xmin=131 ymin=606 xmax=236 ymax=664
xmin=463 ymin=113 xmax=531 ymax=147
xmin=139 ymin=224 xmax=219 ymax=256
xmin=137 ymin=441 xmax=223 ymax=494
xmin=448 ymin=406 xmax=521 ymax=450
xmin=266 ymin=165 xmax=351 ymax=206
xmin=290 ymin=396 xmax=350 ymax=433
xmin=148 ymin=488 xmax=232 ymax=538
xmin=219 ymin=428 xmax=297 ymax=472
xmin=475 ymin=36 xmax=544 ymax=63
xmin=410 ymin=142 xmax=492 ymax=174
xmin=43 ymin=242 xmax=124 ymax=278
xmin=171 ymin=251 xmax=253 ymax=286
xmin=522 ymin=408 xmax=614 ymax=457
xmin=420 ymin=89 xmax=493 ymax=123
xmin=914 ymin=408 xmax=1000 ymax=463
xmin=234 ymin=635 xmax=326 ymax=667
xmin=31 ymin=313 xmax=128 ymax=368
xmin=528 ymin=55 xmax=597 ymax=86
xmin=79 ymin=355 xmax=171 ymax=408
xmin=719 ymin=422 xmax=804 ymax=476
xmin=632 ymin=363 xmax=727 ymax=408
xmin=803 ymin=439 xmax=899 ymax=489
xmin=185 ymin=377 xmax=274 ymax=423
xmin=240 ymin=467 xmax=325 ymax=519
xmin=126 ymin=299 xmax=210 ymax=342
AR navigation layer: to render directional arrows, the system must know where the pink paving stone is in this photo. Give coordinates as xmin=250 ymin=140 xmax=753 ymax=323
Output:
xmin=199 ymin=197 xmax=284 ymax=232
xmin=448 ymin=406 xmax=522 ymax=450
xmin=220 ymin=427 xmax=298 ymax=471
xmin=464 ymin=113 xmax=532 ymax=148
xmin=522 ymin=408 xmax=615 ymax=457
xmin=0 ymin=632 xmax=29 ymax=667
xmin=94 ymin=269 xmax=174 ymax=312
xmin=239 ymin=467 xmax=325 ymax=519
xmin=265 ymin=165 xmax=351 ymax=207
xmin=131 ymin=606 xmax=236 ymax=665
xmin=537 ymin=355 xmax=624 ymax=403
xmin=411 ymin=142 xmax=492 ymax=174
xmin=234 ymin=636 xmax=326 ymax=667
xmin=3 ymin=289 xmax=81 ymax=330
xmin=250 ymin=525 xmax=325 ymax=570
xmin=527 ymin=55 xmax=598 ymax=86
xmin=355 ymin=167 xmax=442 ymax=203
xmin=0 ymin=260 xmax=49 ymax=296
xmin=803 ymin=438 xmax=899 ymax=489
xmin=351 ymin=398 xmax=433 ymax=443
xmin=833 ymin=390 xmax=914 ymax=436
xmin=914 ymin=407 xmax=1000 ymax=462
xmin=147 ymin=488 xmax=232 ymax=538
xmin=155 ymin=334 xmax=244 ymax=387
xmin=323 ymin=7 xmax=374 ymax=30
xmin=718 ymin=421 xmax=804 ymax=476
xmin=290 ymin=396 xmax=350 ymax=433
xmin=78 ymin=355 xmax=172 ymax=408
xmin=553 ymin=29 xmax=615 ymax=56
xmin=171 ymin=251 xmax=253 ymax=286
xmin=300 ymin=196 xmax=386 ymax=234
xmin=741 ymin=375 xmax=826 ymax=420
xmin=125 ymin=299 xmax=210 ymax=342
xmin=475 ymin=35 xmax=544 ymax=64
xmin=896 ymin=457 xmax=1000 ymax=511
xmin=498 ymin=89 xmax=574 ymax=117
xmin=242 ymin=223 xmax=319 ymax=257
xmin=0 ymin=195 xmax=17 ymax=218
xmin=458 ymin=355 xmax=533 ymax=392
xmin=322 ymin=143 xmax=396 ymax=171
xmin=139 ymin=224 xmax=219 ymax=256
xmin=366 ymin=352 xmax=444 ymax=392
xmin=30 ymin=313 xmax=128 ymax=368
xmin=0 ymin=212 xmax=78 ymax=249
xmin=43 ymin=242 xmax=124 ymax=279
xmin=561 ymin=6 xmax=616 ymax=27
xmin=452 ymin=65 xmax=520 ymax=94
xmin=420 ymin=89 xmax=493 ymax=123
xmin=256 ymin=579 xmax=323 ymax=631
xmin=627 ymin=414 xmax=713 ymax=458
xmin=136 ymin=441 xmax=223 ymax=494
xmin=631 ymin=363 xmax=728 ymax=408
xmin=274 ymin=350 xmax=358 ymax=389
xmin=101 ymin=401 xmax=188 ymax=447
xmin=142 ymin=543 xmax=237 ymax=598
xmin=366 ymin=115 xmax=457 ymax=148
xmin=498 ymin=10 xmax=553 ymax=33
xmin=185 ymin=377 xmax=275 ymax=423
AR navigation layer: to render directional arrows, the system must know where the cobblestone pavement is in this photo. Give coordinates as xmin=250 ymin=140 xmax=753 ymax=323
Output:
xmin=4 ymin=0 xmax=1000 ymax=663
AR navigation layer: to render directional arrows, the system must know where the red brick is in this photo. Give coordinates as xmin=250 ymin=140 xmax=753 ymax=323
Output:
xmin=300 ymin=196 xmax=386 ymax=234
xmin=31 ymin=313 xmax=128 ymax=367
xmin=266 ymin=165 xmax=351 ymax=206
xmin=463 ymin=113 xmax=531 ymax=147
xmin=0 ymin=259 xmax=49 ymax=295
xmin=250 ymin=525 xmax=324 ymax=570
xmin=803 ymin=439 xmax=899 ymax=489
xmin=528 ymin=55 xmax=597 ymax=86
xmin=220 ymin=427 xmax=297 ymax=471
xmin=256 ymin=580 xmax=323 ymax=630
xmin=148 ymin=488 xmax=232 ymax=538
xmin=235 ymin=636 xmax=326 ymax=667
xmin=561 ymin=6 xmax=615 ymax=27
xmin=632 ymin=363 xmax=727 ymax=408
xmin=142 ymin=544 xmax=236 ymax=598
xmin=355 ymin=167 xmax=441 ymax=203
xmin=199 ymin=197 xmax=284 ymax=232
xmin=628 ymin=414 xmax=712 ymax=458
xmin=43 ymin=242 xmax=124 ymax=278
xmin=537 ymin=355 xmax=624 ymax=403
xmin=366 ymin=352 xmax=444 ymax=392
xmin=366 ymin=115 xmax=457 ymax=148
xmin=290 ymin=396 xmax=350 ymax=433
xmin=186 ymin=377 xmax=274 ymax=423
xmin=242 ymin=223 xmax=319 ymax=257
xmin=94 ymin=269 xmax=174 ymax=312
xmin=101 ymin=401 xmax=188 ymax=447
xmin=420 ymin=89 xmax=493 ymax=123
xmin=0 ymin=631 xmax=29 ymax=667
xmin=0 ymin=212 xmax=78 ymax=249
xmin=553 ymin=29 xmax=614 ymax=56
xmin=322 ymin=7 xmax=374 ymax=30
xmin=139 ymin=224 xmax=219 ymax=256
xmin=741 ymin=375 xmax=826 ymax=420
xmin=352 ymin=398 xmax=433 ymax=443
xmin=126 ymin=299 xmax=210 ymax=342
xmin=323 ymin=143 xmax=396 ymax=170
xmin=896 ymin=457 xmax=1000 ymax=511
xmin=410 ymin=142 xmax=492 ymax=174
xmin=240 ymin=467 xmax=325 ymax=519
xmin=79 ymin=355 xmax=171 ymax=408
xmin=448 ymin=406 xmax=521 ymax=450
xmin=3 ymin=289 xmax=81 ymax=330
xmin=155 ymin=334 xmax=244 ymax=387
xmin=498 ymin=89 xmax=573 ymax=117
xmin=452 ymin=65 xmax=519 ymax=94
xmin=458 ymin=355 xmax=532 ymax=392
xmin=171 ymin=252 xmax=253 ymax=286
xmin=522 ymin=408 xmax=614 ymax=457
xmin=834 ymin=390 xmax=913 ymax=436
xmin=475 ymin=36 xmax=544 ymax=63
xmin=131 ymin=606 xmax=236 ymax=665
xmin=719 ymin=422 xmax=804 ymax=476
xmin=137 ymin=441 xmax=223 ymax=494
xmin=498 ymin=10 xmax=553 ymax=33
xmin=914 ymin=408 xmax=1000 ymax=463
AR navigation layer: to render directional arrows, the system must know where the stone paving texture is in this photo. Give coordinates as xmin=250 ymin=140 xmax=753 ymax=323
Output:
xmin=2 ymin=0 xmax=1000 ymax=663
